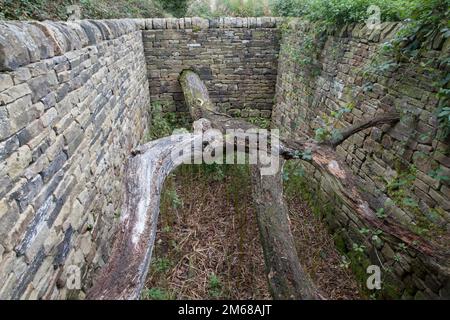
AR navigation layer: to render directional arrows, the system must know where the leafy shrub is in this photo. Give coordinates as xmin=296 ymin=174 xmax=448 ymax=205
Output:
xmin=270 ymin=0 xmax=308 ymax=17
xmin=186 ymin=0 xmax=214 ymax=17
xmin=208 ymin=273 xmax=223 ymax=298
xmin=186 ymin=0 xmax=269 ymax=17
xmin=147 ymin=102 xmax=190 ymax=141
xmin=159 ymin=0 xmax=189 ymax=17
xmin=0 ymin=0 xmax=167 ymax=20
xmin=270 ymin=0 xmax=432 ymax=24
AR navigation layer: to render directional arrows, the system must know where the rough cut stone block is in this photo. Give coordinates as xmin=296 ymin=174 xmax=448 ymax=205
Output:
xmin=11 ymin=68 xmax=32 ymax=85
xmin=0 ymin=83 xmax=32 ymax=105
xmin=41 ymin=151 xmax=67 ymax=183
xmin=78 ymin=21 xmax=103 ymax=45
xmin=0 ymin=74 xmax=13 ymax=92
xmin=3 ymin=145 xmax=32 ymax=179
xmin=0 ymin=135 xmax=19 ymax=162
xmin=27 ymin=72 xmax=58 ymax=103
xmin=248 ymin=17 xmax=257 ymax=28
xmin=0 ymin=23 xmax=32 ymax=71
xmin=260 ymin=17 xmax=273 ymax=28
xmin=144 ymin=19 xmax=154 ymax=30
xmin=166 ymin=18 xmax=178 ymax=29
xmin=30 ymin=22 xmax=69 ymax=56
xmin=152 ymin=18 xmax=166 ymax=29
xmin=209 ymin=18 xmax=222 ymax=29
xmin=6 ymin=95 xmax=34 ymax=135
xmin=88 ymin=20 xmax=113 ymax=40
xmin=184 ymin=18 xmax=192 ymax=29
xmin=192 ymin=17 xmax=209 ymax=29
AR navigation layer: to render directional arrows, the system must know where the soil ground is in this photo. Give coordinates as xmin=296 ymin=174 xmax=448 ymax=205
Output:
xmin=143 ymin=164 xmax=362 ymax=300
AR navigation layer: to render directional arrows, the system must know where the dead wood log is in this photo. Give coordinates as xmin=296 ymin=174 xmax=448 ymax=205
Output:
xmin=250 ymin=162 xmax=319 ymax=299
xmin=179 ymin=69 xmax=320 ymax=299
xmin=87 ymin=134 xmax=204 ymax=299
xmin=88 ymin=69 xmax=448 ymax=300
xmin=178 ymin=70 xmax=449 ymax=291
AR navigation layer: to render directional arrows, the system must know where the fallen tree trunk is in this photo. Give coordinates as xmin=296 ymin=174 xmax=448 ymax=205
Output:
xmin=250 ymin=162 xmax=319 ymax=299
xmin=87 ymin=134 xmax=204 ymax=299
xmin=88 ymin=69 xmax=448 ymax=300
xmin=179 ymin=70 xmax=320 ymax=299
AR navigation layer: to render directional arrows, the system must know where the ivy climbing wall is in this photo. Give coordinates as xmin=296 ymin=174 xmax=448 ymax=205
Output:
xmin=272 ymin=20 xmax=450 ymax=299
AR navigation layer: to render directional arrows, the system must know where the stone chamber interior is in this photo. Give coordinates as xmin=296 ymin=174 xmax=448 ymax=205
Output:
xmin=0 ymin=17 xmax=449 ymax=299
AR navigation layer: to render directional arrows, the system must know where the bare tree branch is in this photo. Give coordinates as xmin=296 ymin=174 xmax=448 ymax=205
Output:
xmin=87 ymin=70 xmax=446 ymax=300
xmin=326 ymin=113 xmax=400 ymax=148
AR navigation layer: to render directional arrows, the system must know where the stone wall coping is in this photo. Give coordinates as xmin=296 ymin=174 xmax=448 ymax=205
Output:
xmin=0 ymin=17 xmax=283 ymax=72
xmin=144 ymin=16 xmax=282 ymax=29
xmin=283 ymin=18 xmax=403 ymax=43
xmin=0 ymin=19 xmax=143 ymax=72
xmin=0 ymin=16 xmax=404 ymax=72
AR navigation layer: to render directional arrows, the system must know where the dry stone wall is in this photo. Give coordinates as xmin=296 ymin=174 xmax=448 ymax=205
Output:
xmin=272 ymin=20 xmax=450 ymax=299
xmin=0 ymin=16 xmax=284 ymax=300
xmin=142 ymin=17 xmax=281 ymax=118
xmin=0 ymin=16 xmax=448 ymax=300
xmin=0 ymin=19 xmax=150 ymax=299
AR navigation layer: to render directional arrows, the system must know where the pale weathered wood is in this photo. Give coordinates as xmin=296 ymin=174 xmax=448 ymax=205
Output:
xmin=87 ymin=134 xmax=203 ymax=299
xmin=88 ymin=70 xmax=446 ymax=300
xmin=180 ymin=69 xmax=320 ymax=299
xmin=178 ymin=70 xmax=448 ymax=289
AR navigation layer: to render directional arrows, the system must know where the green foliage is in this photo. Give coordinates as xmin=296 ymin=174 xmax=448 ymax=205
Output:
xmin=270 ymin=0 xmax=416 ymax=24
xmin=366 ymin=0 xmax=450 ymax=137
xmin=339 ymin=255 xmax=351 ymax=269
xmin=396 ymin=242 xmax=408 ymax=251
xmin=143 ymin=287 xmax=173 ymax=300
xmin=147 ymin=102 xmax=190 ymax=141
xmin=376 ymin=208 xmax=388 ymax=219
xmin=167 ymin=189 xmax=183 ymax=209
xmin=429 ymin=166 xmax=450 ymax=182
xmin=314 ymin=104 xmax=353 ymax=142
xmin=386 ymin=165 xmax=420 ymax=213
xmin=291 ymin=149 xmax=312 ymax=161
xmin=0 ymin=0 xmax=167 ymax=20
xmin=437 ymin=105 xmax=450 ymax=139
xmin=187 ymin=0 xmax=269 ymax=18
xmin=185 ymin=0 xmax=214 ymax=17
xmin=153 ymin=257 xmax=172 ymax=273
xmin=208 ymin=273 xmax=223 ymax=298
xmin=200 ymin=163 xmax=226 ymax=181
xmin=246 ymin=116 xmax=271 ymax=129
xmin=280 ymin=21 xmax=327 ymax=73
xmin=402 ymin=197 xmax=419 ymax=208
xmin=386 ymin=165 xmax=417 ymax=197
xmin=282 ymin=161 xmax=309 ymax=197
xmin=158 ymin=0 xmax=189 ymax=17
xmin=270 ymin=0 xmax=309 ymax=17
xmin=358 ymin=227 xmax=371 ymax=235
xmin=352 ymin=243 xmax=366 ymax=254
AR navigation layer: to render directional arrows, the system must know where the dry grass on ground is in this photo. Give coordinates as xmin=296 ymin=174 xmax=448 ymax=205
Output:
xmin=143 ymin=164 xmax=362 ymax=300
xmin=287 ymin=196 xmax=362 ymax=299
xmin=143 ymin=165 xmax=270 ymax=300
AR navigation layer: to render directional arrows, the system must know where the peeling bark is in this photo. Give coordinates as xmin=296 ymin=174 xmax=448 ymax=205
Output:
xmin=180 ymin=70 xmax=320 ymax=299
xmin=87 ymin=70 xmax=448 ymax=300
xmin=250 ymin=162 xmax=319 ymax=299
xmin=87 ymin=134 xmax=203 ymax=299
